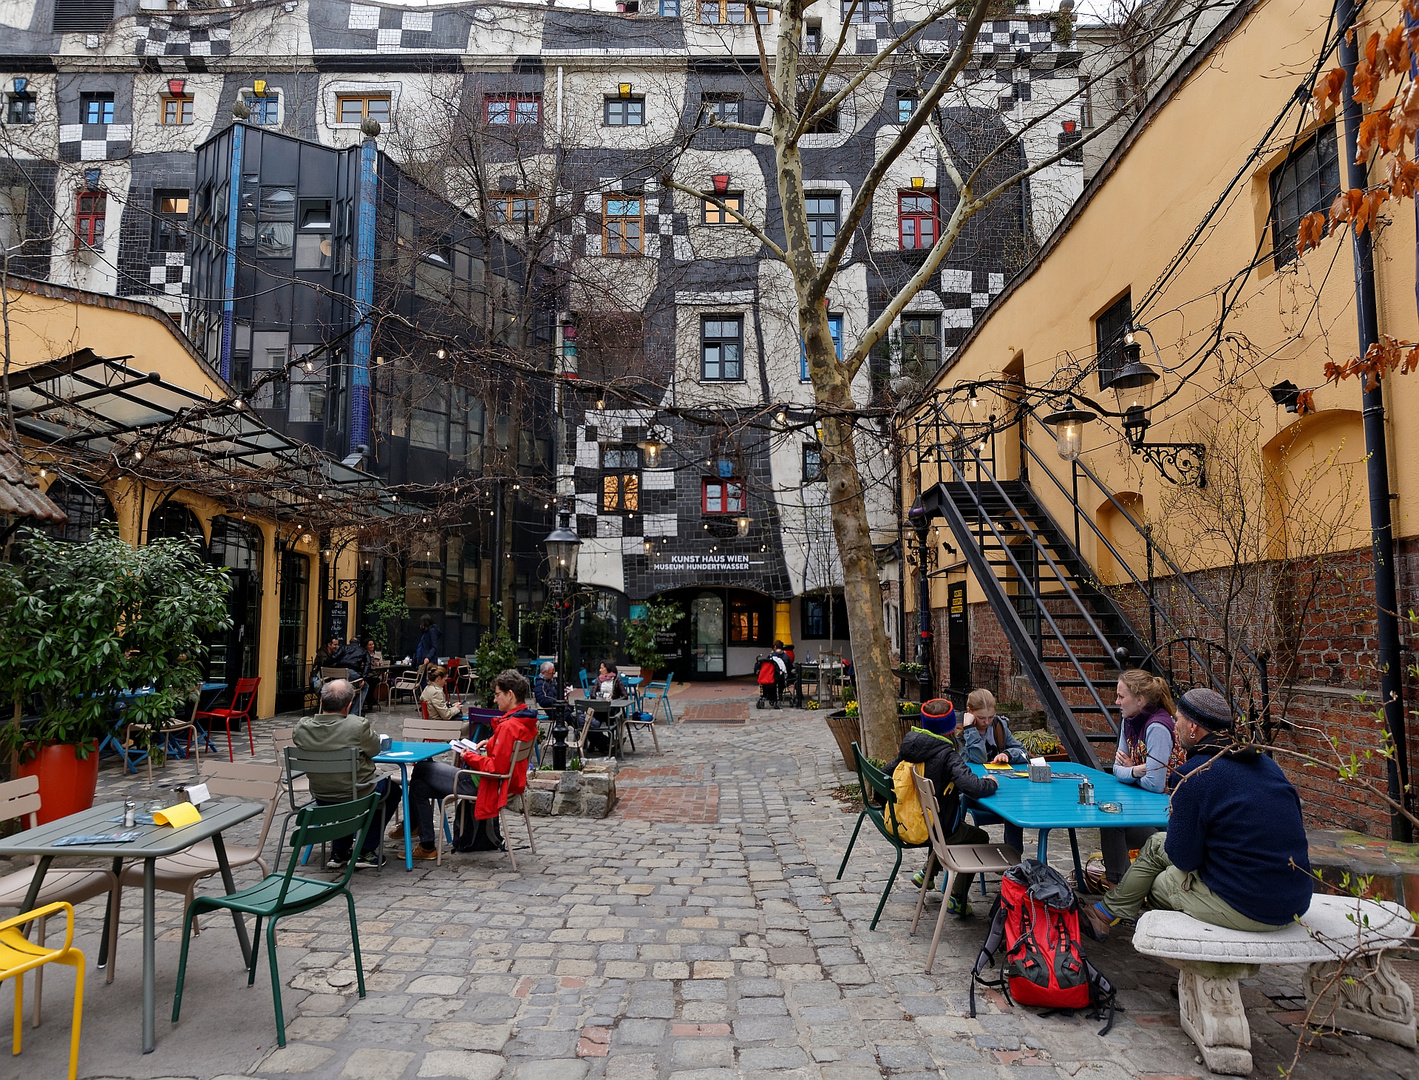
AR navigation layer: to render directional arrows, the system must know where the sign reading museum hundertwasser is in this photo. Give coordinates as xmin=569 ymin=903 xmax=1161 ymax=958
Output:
xmin=651 ymin=553 xmax=768 ymax=573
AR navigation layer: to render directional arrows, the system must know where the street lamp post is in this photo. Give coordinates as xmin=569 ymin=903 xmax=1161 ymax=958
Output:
xmin=543 ymin=510 xmax=581 ymax=770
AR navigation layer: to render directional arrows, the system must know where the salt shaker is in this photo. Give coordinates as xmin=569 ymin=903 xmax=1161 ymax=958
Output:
xmin=1078 ymin=779 xmax=1095 ymax=806
xmin=123 ymin=798 xmax=136 ymax=828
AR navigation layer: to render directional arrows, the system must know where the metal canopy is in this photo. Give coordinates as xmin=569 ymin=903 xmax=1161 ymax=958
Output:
xmin=8 ymin=349 xmax=402 ymax=524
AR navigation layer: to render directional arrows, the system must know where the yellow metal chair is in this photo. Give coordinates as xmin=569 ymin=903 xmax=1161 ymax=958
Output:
xmin=0 ymin=901 xmax=85 ymax=1080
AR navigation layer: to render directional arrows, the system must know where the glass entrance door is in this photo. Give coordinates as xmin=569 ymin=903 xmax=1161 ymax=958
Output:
xmin=691 ymin=592 xmax=725 ymax=675
xmin=275 ymin=552 xmax=309 ymax=712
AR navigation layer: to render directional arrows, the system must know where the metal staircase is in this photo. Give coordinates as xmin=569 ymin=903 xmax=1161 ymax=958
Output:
xmin=910 ymin=405 xmax=1271 ymax=770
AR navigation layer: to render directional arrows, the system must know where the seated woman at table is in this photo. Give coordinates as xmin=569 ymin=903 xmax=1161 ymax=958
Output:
xmin=1100 ymin=669 xmax=1184 ymax=886
xmin=419 ymin=665 xmax=462 ymax=722
xmin=583 ymin=661 xmax=628 ymax=752
xmin=959 ymin=688 xmax=1026 ymax=854
xmin=888 ymin=699 xmax=1001 ymax=918
xmin=405 ymin=669 xmax=538 ymax=859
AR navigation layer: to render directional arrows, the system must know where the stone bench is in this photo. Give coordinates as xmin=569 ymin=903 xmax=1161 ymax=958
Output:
xmin=1133 ymin=894 xmax=1416 ymax=1075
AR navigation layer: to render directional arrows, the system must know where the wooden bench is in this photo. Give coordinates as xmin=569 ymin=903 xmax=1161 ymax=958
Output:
xmin=1133 ymin=894 xmax=1416 ymax=1075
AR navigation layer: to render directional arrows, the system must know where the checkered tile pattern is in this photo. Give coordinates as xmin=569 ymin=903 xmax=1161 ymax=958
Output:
xmin=347 ymin=3 xmax=461 ymax=51
xmin=147 ymin=252 xmax=191 ymax=297
xmin=134 ymin=14 xmax=232 ymax=57
xmin=939 ymin=268 xmax=1007 ymax=357
xmin=58 ymin=124 xmax=131 ymax=162
xmin=577 ymin=179 xmax=668 ymax=260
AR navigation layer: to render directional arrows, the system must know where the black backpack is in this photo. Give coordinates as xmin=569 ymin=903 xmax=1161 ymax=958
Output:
xmin=969 ymin=859 xmax=1117 ymax=1034
xmin=451 ymin=802 xmax=505 ymax=852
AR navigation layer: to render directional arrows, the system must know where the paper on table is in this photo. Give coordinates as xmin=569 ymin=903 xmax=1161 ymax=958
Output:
xmin=153 ymin=802 xmax=202 ymax=828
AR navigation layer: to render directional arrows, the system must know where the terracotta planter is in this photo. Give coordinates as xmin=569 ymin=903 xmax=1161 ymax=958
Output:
xmin=18 ymin=741 xmax=101 ymax=824
xmin=824 ymin=711 xmax=859 ymax=770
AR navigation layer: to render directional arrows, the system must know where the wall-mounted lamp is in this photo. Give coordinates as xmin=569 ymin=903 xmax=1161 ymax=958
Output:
xmin=1103 ymin=341 xmax=1206 ymax=486
xmin=618 ymin=82 xmax=633 ymax=98
xmin=1269 ymin=380 xmax=1301 ymax=413
xmin=711 ymin=173 xmax=730 ymax=195
xmin=253 ymin=79 xmax=268 ymax=96
xmin=1062 ymin=119 xmax=1077 ymax=134
xmin=12 ymin=79 xmax=27 ymax=95
xmin=167 ymin=78 xmax=187 ymax=97
xmin=736 ymin=515 xmax=751 ymax=538
xmin=83 ymin=167 xmax=102 ymax=186
xmin=910 ymin=176 xmax=925 ymax=188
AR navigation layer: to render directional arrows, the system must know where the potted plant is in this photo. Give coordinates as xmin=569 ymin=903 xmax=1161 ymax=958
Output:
xmin=623 ymin=599 xmax=678 ymax=683
xmin=0 ymin=524 xmax=230 ymax=822
xmin=474 ymin=602 xmax=519 ymax=707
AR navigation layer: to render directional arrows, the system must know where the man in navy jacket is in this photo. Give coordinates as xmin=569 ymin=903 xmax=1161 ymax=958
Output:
xmin=1082 ymin=687 xmax=1312 ymax=939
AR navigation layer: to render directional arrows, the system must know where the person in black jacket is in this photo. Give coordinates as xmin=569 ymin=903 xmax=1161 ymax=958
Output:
xmin=1080 ymin=688 xmax=1312 ymax=940
xmin=887 ymin=700 xmax=1000 ymax=918
xmin=333 ymin=637 xmax=372 ymax=714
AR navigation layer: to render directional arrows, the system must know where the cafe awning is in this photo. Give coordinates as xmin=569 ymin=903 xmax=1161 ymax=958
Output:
xmin=7 ymin=349 xmax=402 ymax=527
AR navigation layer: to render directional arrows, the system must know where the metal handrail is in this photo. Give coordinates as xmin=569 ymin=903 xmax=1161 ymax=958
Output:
xmin=1018 ymin=403 xmax=1270 ymax=727
xmin=930 ymin=419 xmax=1123 ymax=737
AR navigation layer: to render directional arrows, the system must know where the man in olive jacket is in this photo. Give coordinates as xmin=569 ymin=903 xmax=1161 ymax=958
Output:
xmin=293 ymin=679 xmax=392 ymax=868
xmin=886 ymin=700 xmax=1001 ymax=918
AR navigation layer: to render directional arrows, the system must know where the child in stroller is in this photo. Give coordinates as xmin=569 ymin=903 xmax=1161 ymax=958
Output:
xmin=756 ymin=653 xmax=787 ymax=709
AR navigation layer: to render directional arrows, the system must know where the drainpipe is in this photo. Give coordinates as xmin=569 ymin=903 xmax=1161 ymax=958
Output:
xmin=1338 ymin=0 xmax=1411 ymax=841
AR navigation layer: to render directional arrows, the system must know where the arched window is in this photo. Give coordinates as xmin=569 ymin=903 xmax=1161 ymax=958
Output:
xmin=147 ymin=501 xmax=205 ymax=547
xmin=43 ymin=479 xmax=115 ymax=543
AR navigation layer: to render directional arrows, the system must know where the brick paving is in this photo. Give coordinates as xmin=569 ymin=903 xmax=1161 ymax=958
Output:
xmin=3 ymin=683 xmax=1416 ymax=1079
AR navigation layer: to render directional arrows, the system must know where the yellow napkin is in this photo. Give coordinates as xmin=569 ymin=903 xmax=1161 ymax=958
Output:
xmin=983 ymin=762 xmax=1013 ymax=771
xmin=153 ymin=802 xmax=202 ymax=828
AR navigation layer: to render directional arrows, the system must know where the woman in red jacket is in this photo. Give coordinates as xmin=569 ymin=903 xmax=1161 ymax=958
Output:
xmin=405 ymin=669 xmax=538 ymax=859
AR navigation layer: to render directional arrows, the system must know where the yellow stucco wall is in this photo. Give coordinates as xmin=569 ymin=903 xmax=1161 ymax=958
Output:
xmin=904 ymin=0 xmax=1417 ymax=611
xmin=6 ymin=280 xmax=330 ymax=719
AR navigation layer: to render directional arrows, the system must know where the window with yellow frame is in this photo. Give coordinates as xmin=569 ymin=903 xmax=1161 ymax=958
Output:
xmin=160 ymin=95 xmax=193 ymax=125
xmin=336 ymin=94 xmax=391 ymax=124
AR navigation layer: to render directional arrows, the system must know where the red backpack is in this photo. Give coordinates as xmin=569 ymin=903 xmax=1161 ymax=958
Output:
xmin=970 ymin=859 xmax=1116 ymax=1034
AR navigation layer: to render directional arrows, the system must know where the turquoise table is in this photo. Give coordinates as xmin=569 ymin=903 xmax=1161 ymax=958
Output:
xmin=965 ymin=762 xmax=1171 ymax=884
xmin=374 ymin=741 xmax=454 ymax=870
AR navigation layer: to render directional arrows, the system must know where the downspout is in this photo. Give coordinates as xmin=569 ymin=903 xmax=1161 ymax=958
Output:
xmin=1338 ymin=0 xmax=1412 ymax=840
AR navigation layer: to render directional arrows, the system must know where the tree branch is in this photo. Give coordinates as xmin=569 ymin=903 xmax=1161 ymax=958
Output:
xmin=661 ymin=177 xmax=788 ymax=262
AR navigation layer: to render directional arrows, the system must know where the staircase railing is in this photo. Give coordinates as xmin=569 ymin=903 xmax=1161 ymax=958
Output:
xmin=1017 ymin=404 xmax=1272 ymax=734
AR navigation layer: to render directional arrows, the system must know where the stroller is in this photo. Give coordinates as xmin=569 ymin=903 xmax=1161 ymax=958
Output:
xmin=756 ymin=654 xmax=787 ymax=709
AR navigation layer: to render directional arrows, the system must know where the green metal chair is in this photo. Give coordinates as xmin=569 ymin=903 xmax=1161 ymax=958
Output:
xmin=171 ymin=791 xmax=380 ymax=1048
xmin=836 ymin=741 xmax=931 ymax=930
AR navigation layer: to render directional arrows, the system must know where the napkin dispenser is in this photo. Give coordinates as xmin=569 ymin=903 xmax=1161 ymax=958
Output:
xmin=1028 ymin=756 xmax=1051 ymax=783
xmin=378 ymin=733 xmax=392 ymax=752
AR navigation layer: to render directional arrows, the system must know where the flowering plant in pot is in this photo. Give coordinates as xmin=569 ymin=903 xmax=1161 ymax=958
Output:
xmin=0 ymin=523 xmax=230 ymax=819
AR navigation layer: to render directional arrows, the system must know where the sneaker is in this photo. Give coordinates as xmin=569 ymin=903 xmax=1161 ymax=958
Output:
xmin=412 ymin=843 xmax=438 ymax=861
xmin=1080 ymin=901 xmax=1117 ymax=942
xmin=946 ymin=894 xmax=973 ymax=918
xmin=387 ymin=819 xmax=404 ymax=840
xmin=325 ymin=856 xmax=349 ymax=871
xmin=911 ymin=870 xmax=937 ymax=891
xmin=354 ymin=850 xmax=384 ymax=870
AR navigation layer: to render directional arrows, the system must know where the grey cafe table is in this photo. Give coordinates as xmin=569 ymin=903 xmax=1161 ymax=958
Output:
xmin=0 ymin=797 xmax=263 ymax=1053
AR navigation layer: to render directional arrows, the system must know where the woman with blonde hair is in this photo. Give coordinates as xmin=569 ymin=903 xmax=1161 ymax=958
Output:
xmin=1101 ymin=669 xmax=1182 ymax=885
xmin=419 ymin=665 xmax=462 ymax=722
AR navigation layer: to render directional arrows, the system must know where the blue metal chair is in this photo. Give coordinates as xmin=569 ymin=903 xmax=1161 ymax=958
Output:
xmin=640 ymin=673 xmax=674 ymax=724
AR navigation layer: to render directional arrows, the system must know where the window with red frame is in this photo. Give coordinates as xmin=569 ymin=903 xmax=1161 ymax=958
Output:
xmin=898 ymin=191 xmax=938 ymax=250
xmin=702 ymin=478 xmax=744 ymax=514
xmin=485 ymin=95 xmax=540 ymax=124
xmin=75 ymin=190 xmax=105 ymax=248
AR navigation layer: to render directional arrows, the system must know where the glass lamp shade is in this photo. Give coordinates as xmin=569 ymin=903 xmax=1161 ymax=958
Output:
xmin=1043 ymin=399 xmax=1096 ymax=463
xmin=1108 ymin=342 xmax=1159 ymax=414
xmin=736 ymin=515 xmax=751 ymax=537
xmin=543 ymin=513 xmax=581 ymax=581
xmin=637 ymin=428 xmax=665 ymax=466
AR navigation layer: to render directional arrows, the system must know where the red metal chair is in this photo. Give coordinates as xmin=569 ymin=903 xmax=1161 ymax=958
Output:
xmin=419 ymin=698 xmax=431 ymax=721
xmin=195 ymin=677 xmax=260 ymax=761
xmin=444 ymin=659 xmax=463 ymax=705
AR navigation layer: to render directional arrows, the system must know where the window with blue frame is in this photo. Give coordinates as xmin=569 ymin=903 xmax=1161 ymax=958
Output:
xmin=244 ymin=94 xmax=278 ymax=124
xmin=800 ymin=314 xmax=842 ymax=380
xmin=660 ymin=0 xmax=680 ymax=13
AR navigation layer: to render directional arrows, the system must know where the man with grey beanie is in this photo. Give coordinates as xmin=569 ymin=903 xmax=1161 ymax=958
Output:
xmin=1081 ymin=687 xmax=1312 ymax=940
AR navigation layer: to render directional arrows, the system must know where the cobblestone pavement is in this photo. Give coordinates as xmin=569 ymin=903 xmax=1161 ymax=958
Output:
xmin=4 ymin=682 xmax=1415 ymax=1079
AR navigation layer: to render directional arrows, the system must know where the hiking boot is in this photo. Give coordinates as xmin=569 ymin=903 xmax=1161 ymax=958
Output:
xmin=412 ymin=843 xmax=438 ymax=861
xmin=911 ymin=869 xmax=937 ymax=891
xmin=946 ymin=894 xmax=973 ymax=918
xmin=1081 ymin=901 xmax=1116 ymax=942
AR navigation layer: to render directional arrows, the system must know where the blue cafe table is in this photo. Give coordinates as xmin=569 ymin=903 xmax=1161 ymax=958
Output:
xmin=374 ymin=740 xmax=457 ymax=870
xmin=965 ymin=762 xmax=1171 ymax=885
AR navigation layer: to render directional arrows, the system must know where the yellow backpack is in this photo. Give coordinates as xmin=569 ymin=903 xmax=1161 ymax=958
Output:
xmin=889 ymin=760 xmax=929 ymax=844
